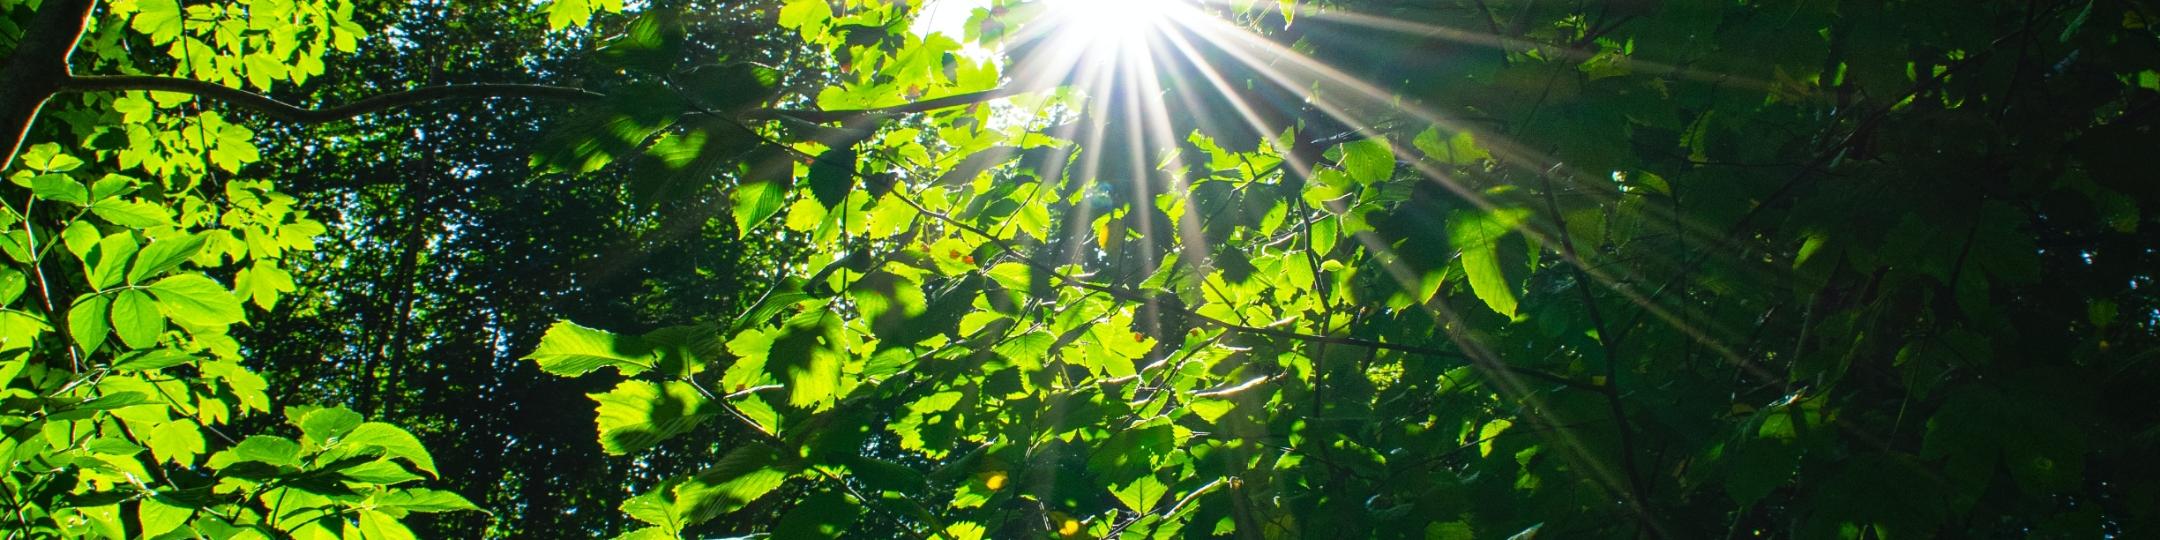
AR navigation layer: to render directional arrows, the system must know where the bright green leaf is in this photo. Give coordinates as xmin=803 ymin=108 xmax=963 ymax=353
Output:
xmin=525 ymin=321 xmax=657 ymax=377
xmin=588 ymin=380 xmax=714 ymax=456
xmin=146 ymin=274 xmax=243 ymax=327
xmin=109 ymin=290 xmax=166 ymax=349
xmin=1448 ymin=207 xmax=1530 ymax=317
xmin=1340 ymin=138 xmax=1396 ymax=185
xmin=68 ymin=295 xmax=111 ymax=356
xmin=89 ymin=199 xmax=175 ymax=228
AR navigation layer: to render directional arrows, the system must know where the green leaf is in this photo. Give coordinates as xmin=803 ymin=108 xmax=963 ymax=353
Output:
xmin=778 ymin=0 xmax=834 ymax=32
xmin=60 ymin=220 xmax=99 ymax=258
xmin=0 ymin=311 xmax=50 ymax=352
xmin=89 ymin=199 xmax=175 ymax=228
xmin=1187 ymin=399 xmax=1235 ymax=423
xmin=108 ymin=290 xmax=165 ymax=349
xmin=622 ymin=488 xmax=682 ymax=531
xmin=87 ymin=438 xmax=146 ymax=457
xmin=48 ymin=391 xmax=150 ymax=420
xmin=67 ymin=295 xmax=111 ymax=355
xmin=339 ymin=422 xmax=440 ymax=476
xmin=615 ymin=527 xmax=678 ymax=540
xmin=1448 ymin=207 xmax=1530 ymax=317
xmin=89 ymin=174 xmax=138 ymax=201
xmin=111 ymin=348 xmax=192 ymax=371
xmin=673 ymin=446 xmax=789 ymax=525
xmin=298 ymin=407 xmax=364 ymax=446
xmin=544 ymin=0 xmax=596 ymax=30
xmin=129 ymin=0 xmax=185 ymax=44
xmin=128 ymin=234 xmax=204 ymax=285
xmin=17 ymin=144 xmax=84 ymax=172
xmin=0 ymin=268 xmax=24 ymax=305
xmin=808 ymin=147 xmax=858 ymax=209
xmin=200 ymin=360 xmax=270 ymax=412
xmin=1340 ymin=138 xmax=1396 ymax=185
xmin=339 ymin=460 xmax=427 ymax=484
xmin=1415 ymin=126 xmax=1491 ymax=166
xmin=356 ymin=509 xmax=419 ymax=540
xmin=1111 ymin=474 xmax=1169 ymax=513
xmin=732 ymin=179 xmax=789 ymax=236
xmin=676 ymin=63 xmax=780 ymax=112
xmin=84 ymin=234 xmax=139 ymax=290
xmin=376 ymin=488 xmax=484 ymax=513
xmin=943 ymin=522 xmax=988 ymax=540
xmin=136 ymin=496 xmax=192 ymax=538
xmin=147 ymin=274 xmax=243 ymax=327
xmin=233 ymin=261 xmax=296 ymax=309
xmin=1427 ymin=521 xmax=1476 ymax=540
xmin=524 ymin=321 xmax=656 ymax=377
xmin=588 ymin=380 xmax=714 ymax=456
xmin=31 ymin=174 xmax=89 ymax=205
xmin=221 ymin=435 xmax=302 ymax=468
xmin=768 ymin=310 xmax=846 ymax=409
xmin=144 ymin=420 xmax=206 ymax=465
xmin=772 ymin=491 xmax=862 ymax=538
xmin=598 ymin=13 xmax=684 ymax=72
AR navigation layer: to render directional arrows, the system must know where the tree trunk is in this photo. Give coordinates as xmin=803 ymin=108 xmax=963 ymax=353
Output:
xmin=0 ymin=0 xmax=97 ymax=171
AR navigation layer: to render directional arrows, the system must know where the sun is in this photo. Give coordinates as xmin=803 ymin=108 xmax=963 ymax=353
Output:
xmin=1039 ymin=0 xmax=1183 ymax=51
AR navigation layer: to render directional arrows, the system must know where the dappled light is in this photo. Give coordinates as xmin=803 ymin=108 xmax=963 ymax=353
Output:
xmin=3 ymin=0 xmax=2156 ymax=537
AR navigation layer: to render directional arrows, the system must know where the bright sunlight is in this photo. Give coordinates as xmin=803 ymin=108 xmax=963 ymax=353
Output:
xmin=1042 ymin=0 xmax=1180 ymax=47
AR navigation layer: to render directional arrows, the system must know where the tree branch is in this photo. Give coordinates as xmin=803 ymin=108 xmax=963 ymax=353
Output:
xmin=1539 ymin=173 xmax=1662 ymax=537
xmin=0 ymin=0 xmax=97 ymax=170
xmin=59 ymin=73 xmax=1031 ymax=128
xmin=754 ymin=86 xmax=1034 ymax=124
xmin=59 ymin=75 xmax=606 ymax=124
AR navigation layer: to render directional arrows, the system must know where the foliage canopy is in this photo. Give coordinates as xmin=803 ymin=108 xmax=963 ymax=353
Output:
xmin=3 ymin=0 xmax=2159 ymax=538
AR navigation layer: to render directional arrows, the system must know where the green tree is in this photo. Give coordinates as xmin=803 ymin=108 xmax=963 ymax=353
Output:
xmin=526 ymin=0 xmax=2160 ymax=538
xmin=234 ymin=1 xmax=811 ymax=535
xmin=1 ymin=0 xmax=488 ymax=536
xmin=8 ymin=0 xmax=2160 ymax=538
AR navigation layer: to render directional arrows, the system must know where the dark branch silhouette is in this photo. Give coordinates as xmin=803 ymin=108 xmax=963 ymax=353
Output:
xmin=60 ymin=76 xmax=608 ymax=124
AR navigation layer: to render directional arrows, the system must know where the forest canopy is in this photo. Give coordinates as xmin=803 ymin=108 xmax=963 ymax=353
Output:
xmin=3 ymin=0 xmax=2159 ymax=538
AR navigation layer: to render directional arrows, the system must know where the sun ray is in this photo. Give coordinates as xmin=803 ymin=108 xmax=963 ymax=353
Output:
xmin=993 ymin=2 xmax=1804 ymax=524
xmin=1166 ymin=12 xmax=1790 ymax=367
xmin=1016 ymin=4 xmax=1734 ymax=527
xmin=1295 ymin=5 xmax=1783 ymax=93
xmin=1134 ymin=7 xmax=1669 ymax=509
